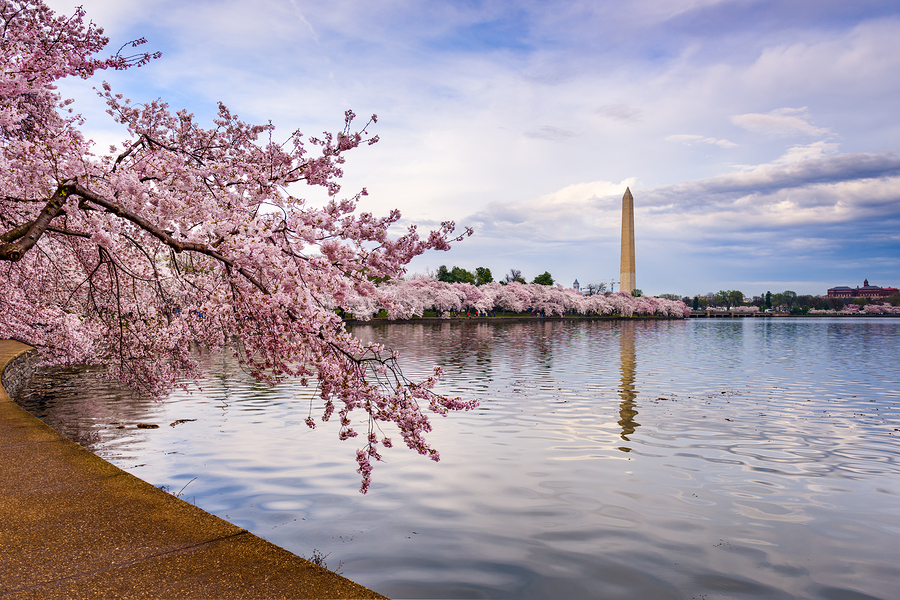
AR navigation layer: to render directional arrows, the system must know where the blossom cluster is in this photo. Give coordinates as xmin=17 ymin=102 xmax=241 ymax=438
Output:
xmin=0 ymin=0 xmax=475 ymax=492
xmin=861 ymin=303 xmax=900 ymax=315
xmin=701 ymin=305 xmax=760 ymax=314
xmin=344 ymin=279 xmax=692 ymax=320
xmin=809 ymin=304 xmax=900 ymax=315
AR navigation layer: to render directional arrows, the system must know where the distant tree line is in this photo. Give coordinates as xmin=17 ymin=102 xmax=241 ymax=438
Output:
xmin=687 ymin=289 xmax=900 ymax=314
xmin=430 ymin=273 xmax=900 ymax=314
xmin=436 ymin=266 xmax=556 ymax=287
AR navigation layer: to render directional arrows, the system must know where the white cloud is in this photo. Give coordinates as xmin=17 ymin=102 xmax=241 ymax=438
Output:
xmin=457 ymin=149 xmax=900 ymax=267
xmin=38 ymin=0 xmax=900 ymax=295
xmin=524 ymin=126 xmax=579 ymax=141
xmin=287 ymin=0 xmax=319 ymax=42
xmin=666 ymin=134 xmax=737 ymax=148
xmin=651 ymin=148 xmax=900 ymax=203
xmin=597 ymin=104 xmax=643 ymax=123
xmin=466 ymin=179 xmax=636 ymax=241
xmin=772 ymin=141 xmax=840 ymax=164
xmin=731 ymin=107 xmax=831 ymax=138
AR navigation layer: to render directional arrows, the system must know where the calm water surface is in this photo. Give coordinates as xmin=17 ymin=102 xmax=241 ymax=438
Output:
xmin=18 ymin=318 xmax=900 ymax=599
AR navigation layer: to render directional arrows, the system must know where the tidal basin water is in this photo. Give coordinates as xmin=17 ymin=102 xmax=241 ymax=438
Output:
xmin=17 ymin=318 xmax=900 ymax=599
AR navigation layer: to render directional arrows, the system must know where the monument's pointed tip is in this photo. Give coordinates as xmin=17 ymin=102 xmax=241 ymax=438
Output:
xmin=623 ymin=187 xmax=632 ymax=199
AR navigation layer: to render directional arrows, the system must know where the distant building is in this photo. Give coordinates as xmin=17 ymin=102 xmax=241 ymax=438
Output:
xmin=573 ymin=279 xmax=580 ymax=292
xmin=827 ymin=279 xmax=898 ymax=299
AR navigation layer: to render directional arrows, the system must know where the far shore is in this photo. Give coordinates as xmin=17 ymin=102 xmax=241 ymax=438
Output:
xmin=345 ymin=311 xmax=899 ymax=325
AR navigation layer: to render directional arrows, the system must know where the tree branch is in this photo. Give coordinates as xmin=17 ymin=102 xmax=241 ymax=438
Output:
xmin=0 ymin=220 xmax=34 ymax=243
xmin=111 ymin=138 xmax=144 ymax=172
xmin=47 ymin=226 xmax=91 ymax=238
xmin=0 ymin=185 xmax=69 ymax=261
xmin=69 ymin=182 xmax=271 ymax=295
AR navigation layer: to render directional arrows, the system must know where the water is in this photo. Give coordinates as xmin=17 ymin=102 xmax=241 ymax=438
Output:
xmin=16 ymin=318 xmax=900 ymax=599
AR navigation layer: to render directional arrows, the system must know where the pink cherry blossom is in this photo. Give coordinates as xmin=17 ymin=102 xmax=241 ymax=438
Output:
xmin=347 ymin=279 xmax=692 ymax=321
xmin=0 ymin=0 xmax=474 ymax=493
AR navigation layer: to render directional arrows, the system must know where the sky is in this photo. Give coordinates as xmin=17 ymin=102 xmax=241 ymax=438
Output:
xmin=47 ymin=0 xmax=900 ymax=297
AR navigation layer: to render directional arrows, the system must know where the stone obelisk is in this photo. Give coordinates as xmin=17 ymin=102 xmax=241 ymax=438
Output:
xmin=619 ymin=187 xmax=636 ymax=294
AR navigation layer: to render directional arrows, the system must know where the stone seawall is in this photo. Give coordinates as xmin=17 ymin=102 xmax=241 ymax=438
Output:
xmin=1 ymin=343 xmax=36 ymax=400
xmin=0 ymin=340 xmax=387 ymax=599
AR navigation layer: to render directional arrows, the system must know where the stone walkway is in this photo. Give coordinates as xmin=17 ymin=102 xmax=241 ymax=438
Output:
xmin=0 ymin=340 xmax=386 ymax=599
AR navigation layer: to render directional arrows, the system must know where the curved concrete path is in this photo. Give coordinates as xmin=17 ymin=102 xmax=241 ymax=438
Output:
xmin=0 ymin=340 xmax=387 ymax=599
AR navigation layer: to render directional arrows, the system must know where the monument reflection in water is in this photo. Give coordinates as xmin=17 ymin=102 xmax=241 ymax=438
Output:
xmin=17 ymin=318 xmax=900 ymax=600
xmin=617 ymin=321 xmax=639 ymax=446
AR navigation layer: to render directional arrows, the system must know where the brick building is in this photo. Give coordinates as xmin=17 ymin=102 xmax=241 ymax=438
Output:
xmin=827 ymin=279 xmax=899 ymax=299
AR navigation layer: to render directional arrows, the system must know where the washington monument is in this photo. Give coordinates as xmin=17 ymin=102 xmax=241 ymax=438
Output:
xmin=619 ymin=187 xmax=636 ymax=294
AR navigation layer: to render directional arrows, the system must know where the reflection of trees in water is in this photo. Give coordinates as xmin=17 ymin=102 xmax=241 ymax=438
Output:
xmin=353 ymin=319 xmax=652 ymax=442
xmin=434 ymin=321 xmax=552 ymax=385
xmin=17 ymin=366 xmax=154 ymax=451
xmin=618 ymin=321 xmax=640 ymax=445
xmin=351 ymin=320 xmax=573 ymax=390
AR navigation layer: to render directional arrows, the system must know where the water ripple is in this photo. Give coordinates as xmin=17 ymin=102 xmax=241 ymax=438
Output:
xmin=16 ymin=317 xmax=900 ymax=599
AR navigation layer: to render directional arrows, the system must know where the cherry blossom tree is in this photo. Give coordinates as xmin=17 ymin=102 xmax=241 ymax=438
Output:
xmin=581 ymin=293 xmax=614 ymax=315
xmin=862 ymin=303 xmax=900 ymax=315
xmin=0 ymin=0 xmax=476 ymax=492
xmin=809 ymin=303 xmax=900 ymax=315
xmin=347 ymin=279 xmax=691 ymax=320
xmin=473 ymin=282 xmax=502 ymax=314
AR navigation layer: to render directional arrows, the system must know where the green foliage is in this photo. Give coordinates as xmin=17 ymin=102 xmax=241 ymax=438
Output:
xmin=436 ymin=265 xmax=475 ymax=284
xmin=692 ymin=296 xmax=700 ymax=310
xmin=760 ymin=290 xmax=805 ymax=311
xmin=451 ymin=266 xmax=476 ymax=284
xmin=783 ymin=290 xmax=798 ymax=309
xmin=796 ymin=294 xmax=825 ymax=311
xmin=825 ymin=296 xmax=845 ymax=310
xmin=658 ymin=293 xmax=681 ymax=301
xmin=631 ymin=288 xmax=643 ymax=297
xmin=532 ymin=271 xmax=554 ymax=286
xmin=713 ymin=290 xmax=744 ymax=308
xmin=475 ymin=266 xmax=493 ymax=286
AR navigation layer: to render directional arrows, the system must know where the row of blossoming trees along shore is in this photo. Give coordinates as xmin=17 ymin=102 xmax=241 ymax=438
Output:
xmin=700 ymin=303 xmax=900 ymax=315
xmin=811 ymin=304 xmax=900 ymax=315
xmin=666 ymin=303 xmax=900 ymax=316
xmin=344 ymin=279 xmax=692 ymax=320
xmin=659 ymin=302 xmax=900 ymax=315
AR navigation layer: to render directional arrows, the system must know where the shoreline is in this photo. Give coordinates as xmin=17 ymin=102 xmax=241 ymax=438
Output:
xmin=0 ymin=340 xmax=387 ymax=599
xmin=345 ymin=312 xmax=900 ymax=325
xmin=346 ymin=313 xmax=687 ymax=325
